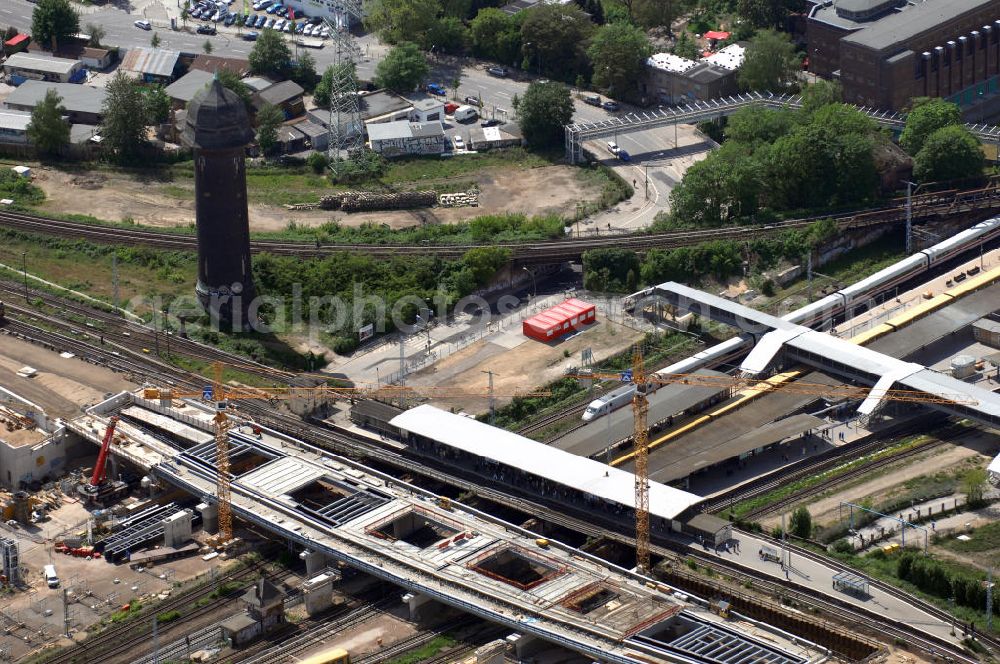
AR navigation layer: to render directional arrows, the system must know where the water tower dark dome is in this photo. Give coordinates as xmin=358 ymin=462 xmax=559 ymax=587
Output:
xmin=182 ymin=77 xmax=256 ymax=329
xmin=182 ymin=79 xmax=255 ymax=150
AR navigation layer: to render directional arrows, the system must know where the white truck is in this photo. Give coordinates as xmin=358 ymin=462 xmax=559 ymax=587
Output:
xmin=453 ymin=105 xmax=478 ymax=122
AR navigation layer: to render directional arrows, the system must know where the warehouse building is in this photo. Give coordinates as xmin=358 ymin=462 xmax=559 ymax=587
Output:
xmin=3 ymin=52 xmax=86 ymax=84
xmin=367 ymin=120 xmax=446 ymax=157
xmin=807 ymin=0 xmax=1000 ymax=113
xmin=120 ymin=47 xmax=180 ymax=84
xmin=3 ymin=81 xmax=107 ymax=125
xmin=642 ymin=48 xmax=741 ymax=106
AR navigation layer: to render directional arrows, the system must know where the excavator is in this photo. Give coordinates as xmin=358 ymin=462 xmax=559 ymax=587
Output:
xmin=78 ymin=416 xmax=129 ymax=505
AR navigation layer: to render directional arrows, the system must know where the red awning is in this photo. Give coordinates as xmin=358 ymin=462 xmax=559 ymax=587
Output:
xmin=4 ymin=33 xmax=29 ymax=47
xmin=704 ymin=30 xmax=730 ymax=40
xmin=702 ymin=51 xmax=714 ymax=58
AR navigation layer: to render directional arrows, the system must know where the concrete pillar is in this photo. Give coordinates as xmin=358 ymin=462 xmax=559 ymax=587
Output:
xmin=162 ymin=509 xmax=193 ymax=548
xmin=401 ymin=592 xmax=437 ymax=622
xmin=475 ymin=639 xmax=507 ymax=664
xmin=506 ymin=633 xmax=544 ymax=659
xmin=299 ymin=549 xmax=327 ymax=576
xmin=302 ymin=573 xmax=334 ymax=616
xmin=197 ymin=502 xmax=218 ymax=534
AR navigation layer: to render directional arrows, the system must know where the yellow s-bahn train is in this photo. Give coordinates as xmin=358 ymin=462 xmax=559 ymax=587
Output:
xmin=297 ymin=646 xmax=350 ymax=664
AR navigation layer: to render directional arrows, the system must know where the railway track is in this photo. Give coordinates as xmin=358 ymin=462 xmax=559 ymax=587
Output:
xmin=4 ymin=318 xmax=994 ymax=663
xmin=38 ymin=557 xmax=290 ymax=664
xmin=699 ymin=418 xmax=969 ymax=517
xmin=2 ymin=185 xmax=998 ymax=262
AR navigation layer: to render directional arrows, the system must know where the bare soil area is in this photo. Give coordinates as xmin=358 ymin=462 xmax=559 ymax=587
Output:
xmin=407 ymin=320 xmax=643 ymax=415
xmin=30 ymin=164 xmax=600 ymax=232
xmin=0 ymin=335 xmax=135 ymax=419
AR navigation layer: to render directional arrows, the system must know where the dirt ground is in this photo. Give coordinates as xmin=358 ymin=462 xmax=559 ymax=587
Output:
xmin=764 ymin=432 xmax=997 ymax=530
xmin=29 ymin=164 xmax=601 ymax=232
xmin=407 ymin=320 xmax=644 ymax=414
xmin=0 ymin=335 xmax=135 ymax=420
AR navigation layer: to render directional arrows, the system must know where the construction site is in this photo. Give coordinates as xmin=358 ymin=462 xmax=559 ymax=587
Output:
xmin=0 ymin=44 xmax=996 ymax=663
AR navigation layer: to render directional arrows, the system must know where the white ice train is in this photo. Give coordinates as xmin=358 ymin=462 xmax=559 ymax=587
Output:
xmin=582 ymin=384 xmax=636 ymax=421
xmin=598 ymin=218 xmax=1000 ymax=424
xmin=786 ymin=217 xmax=1000 ymax=327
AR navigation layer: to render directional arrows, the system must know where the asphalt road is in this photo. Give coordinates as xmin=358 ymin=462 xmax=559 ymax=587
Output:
xmin=2 ymin=0 xmax=704 ymax=228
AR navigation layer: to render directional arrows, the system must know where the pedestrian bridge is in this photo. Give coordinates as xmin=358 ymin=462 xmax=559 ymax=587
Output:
xmin=564 ymin=91 xmax=1000 ymax=163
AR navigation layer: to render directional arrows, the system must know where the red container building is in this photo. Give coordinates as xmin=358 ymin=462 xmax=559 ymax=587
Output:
xmin=522 ymin=298 xmax=596 ymax=342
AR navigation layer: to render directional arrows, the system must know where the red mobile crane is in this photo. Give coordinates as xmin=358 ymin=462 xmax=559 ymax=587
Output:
xmin=79 ymin=416 xmax=129 ymax=504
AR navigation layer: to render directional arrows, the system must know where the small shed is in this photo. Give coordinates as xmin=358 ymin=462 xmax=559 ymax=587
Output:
xmin=522 ymin=298 xmax=597 ymax=342
xmin=277 ymin=125 xmax=307 ymax=153
xmin=683 ymin=512 xmax=732 ymax=547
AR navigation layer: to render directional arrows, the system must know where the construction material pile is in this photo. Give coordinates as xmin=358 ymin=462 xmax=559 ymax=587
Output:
xmin=317 ymin=190 xmax=437 ymax=211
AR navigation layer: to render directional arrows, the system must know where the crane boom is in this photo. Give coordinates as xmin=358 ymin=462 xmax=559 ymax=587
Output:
xmin=91 ymin=416 xmax=120 ymax=487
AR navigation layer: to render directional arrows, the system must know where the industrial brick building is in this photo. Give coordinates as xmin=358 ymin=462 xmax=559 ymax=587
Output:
xmin=808 ymin=0 xmax=1000 ymax=114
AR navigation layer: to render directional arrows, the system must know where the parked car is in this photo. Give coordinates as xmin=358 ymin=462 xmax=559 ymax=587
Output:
xmin=463 ymin=96 xmax=482 ymax=107
xmin=265 ymin=17 xmax=276 ymax=28
xmin=444 ymin=102 xmax=459 ymax=114
xmin=303 ymin=24 xmax=314 ymax=35
xmin=224 ymin=13 xmax=237 ymax=25
xmin=618 ymin=149 xmax=630 ymax=162
xmin=426 ymin=83 xmax=446 ymax=95
xmin=243 ymin=30 xmax=259 ymax=40
xmin=197 ymin=23 xmax=217 ymax=34
xmin=255 ymin=14 xmax=267 ymax=27
xmin=274 ymin=18 xmax=285 ymax=29
xmin=284 ymin=21 xmax=294 ymax=32
xmin=309 ymin=16 xmax=323 ymax=24
xmin=583 ymin=94 xmax=601 ymax=106
xmin=453 ymin=135 xmax=464 ymax=150
xmin=134 ymin=19 xmax=152 ymax=29
xmin=454 ymin=105 xmax=478 ymax=122
xmin=486 ymin=66 xmax=508 ymax=77
xmin=480 ymin=118 xmax=501 ymax=127
xmin=296 ymin=22 xmax=306 ymax=33
xmin=266 ymin=3 xmax=279 ymax=13
xmin=602 ymin=100 xmax=620 ymax=111
xmin=319 ymin=26 xmax=330 ymax=38
xmin=606 ymin=140 xmax=620 ymax=155
xmin=241 ymin=13 xmax=254 ymax=25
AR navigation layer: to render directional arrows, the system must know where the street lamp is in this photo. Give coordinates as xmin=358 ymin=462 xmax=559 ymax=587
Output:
xmin=522 ymin=266 xmax=536 ymax=301
xmin=21 ymin=251 xmax=28 ymax=302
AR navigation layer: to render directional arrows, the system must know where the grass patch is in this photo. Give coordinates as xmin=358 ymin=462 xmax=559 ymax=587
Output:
xmin=385 ymin=635 xmax=457 ymax=664
xmin=156 ymin=610 xmax=181 ymax=623
xmin=940 ymin=521 xmax=1000 ymax=553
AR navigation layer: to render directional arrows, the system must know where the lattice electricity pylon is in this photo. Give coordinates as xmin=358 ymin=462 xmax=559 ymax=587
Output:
xmin=325 ymin=9 xmax=365 ymax=177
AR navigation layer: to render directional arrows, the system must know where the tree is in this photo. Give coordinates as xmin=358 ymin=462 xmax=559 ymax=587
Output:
xmin=143 ymin=84 xmax=171 ymax=124
xmin=426 ymin=16 xmax=468 ymax=54
xmin=249 ymin=28 xmax=292 ymax=79
xmin=790 ymin=506 xmax=812 ymax=538
xmin=256 ymin=103 xmax=284 ymax=156
xmin=588 ymin=22 xmax=651 ymax=101
xmin=520 ymin=4 xmax=594 ymax=82
xmin=180 ymin=7 xmax=188 ymax=28
xmin=961 ymin=468 xmax=988 ymax=508
xmin=672 ymin=31 xmax=699 ymax=60
xmin=292 ymin=51 xmax=318 ymax=90
xmin=218 ymin=68 xmax=252 ymax=109
xmin=31 ymin=0 xmax=79 ymax=50
xmin=724 ymin=106 xmax=793 ymax=146
xmin=26 ymin=89 xmax=69 ymax=157
xmin=470 ymin=8 xmax=521 ymax=65
xmin=374 ymin=42 xmax=429 ymax=93
xmin=799 ymin=79 xmax=842 ymax=117
xmin=634 ymin=0 xmax=689 ymax=30
xmin=203 ymin=38 xmax=213 ymax=54
xmin=312 ymin=63 xmax=356 ymax=109
xmin=101 ymin=71 xmax=149 ymax=164
xmin=85 ymin=22 xmax=105 ymax=48
xmin=914 ymin=125 xmax=985 ymax=183
xmin=668 ymin=141 xmax=762 ymax=226
xmin=517 ymin=81 xmax=573 ymax=147
xmin=900 ymin=97 xmax=963 ymax=156
xmin=365 ymin=0 xmax=441 ymax=45
xmin=151 ymin=32 xmax=161 ymax=48
xmin=737 ymin=29 xmax=799 ymax=92
xmin=737 ymin=0 xmax=785 ymax=28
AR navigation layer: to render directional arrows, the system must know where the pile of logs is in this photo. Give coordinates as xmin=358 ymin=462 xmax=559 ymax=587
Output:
xmin=317 ymin=190 xmax=437 ymax=211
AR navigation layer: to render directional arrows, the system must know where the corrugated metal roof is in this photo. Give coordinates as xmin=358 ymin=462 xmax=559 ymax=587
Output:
xmin=524 ymin=298 xmax=594 ymax=331
xmin=0 ymin=110 xmax=32 ymax=132
xmin=3 ymin=52 xmax=80 ymax=75
xmin=4 ymin=81 xmax=106 ymax=115
xmin=121 ymin=47 xmax=179 ymax=77
xmin=164 ymin=69 xmax=213 ymax=103
xmin=390 ymin=404 xmax=701 ymax=520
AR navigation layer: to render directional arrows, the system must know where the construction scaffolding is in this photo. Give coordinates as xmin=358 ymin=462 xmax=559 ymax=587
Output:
xmin=1 ymin=536 xmax=19 ymax=586
xmin=325 ymin=0 xmax=365 ymax=177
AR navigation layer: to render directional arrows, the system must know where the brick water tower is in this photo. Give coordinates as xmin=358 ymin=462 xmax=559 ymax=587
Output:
xmin=181 ymin=77 xmax=256 ymax=329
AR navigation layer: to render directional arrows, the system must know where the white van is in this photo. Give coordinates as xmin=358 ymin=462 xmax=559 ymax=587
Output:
xmin=43 ymin=564 xmax=59 ymax=588
xmin=453 ymin=105 xmax=478 ymax=122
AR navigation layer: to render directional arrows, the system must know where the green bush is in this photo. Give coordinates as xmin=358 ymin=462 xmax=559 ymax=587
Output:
xmin=306 ymin=151 xmax=329 ymax=174
xmin=157 ymin=610 xmax=181 ymax=623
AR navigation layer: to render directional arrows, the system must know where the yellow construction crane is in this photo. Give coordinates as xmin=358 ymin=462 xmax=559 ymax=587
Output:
xmin=144 ymin=363 xmax=549 ymax=546
xmin=577 ymin=354 xmax=978 ymax=574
